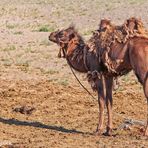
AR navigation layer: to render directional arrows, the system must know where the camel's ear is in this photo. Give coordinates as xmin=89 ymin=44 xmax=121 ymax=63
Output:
xmin=126 ymin=20 xmax=129 ymax=25
xmin=124 ymin=19 xmax=129 ymax=27
xmin=68 ymin=23 xmax=75 ymax=30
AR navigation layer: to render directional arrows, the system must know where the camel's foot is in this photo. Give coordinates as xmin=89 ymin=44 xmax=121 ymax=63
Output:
xmin=144 ymin=130 xmax=148 ymax=137
xmin=103 ymin=126 xmax=112 ymax=136
xmin=93 ymin=128 xmax=103 ymax=136
xmin=140 ymin=127 xmax=148 ymax=137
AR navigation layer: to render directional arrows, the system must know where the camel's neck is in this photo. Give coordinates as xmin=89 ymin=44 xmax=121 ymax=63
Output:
xmin=65 ymin=43 xmax=88 ymax=73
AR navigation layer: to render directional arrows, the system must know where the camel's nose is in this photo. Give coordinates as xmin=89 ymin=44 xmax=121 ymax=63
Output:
xmin=48 ymin=35 xmax=51 ymax=40
xmin=48 ymin=34 xmax=53 ymax=41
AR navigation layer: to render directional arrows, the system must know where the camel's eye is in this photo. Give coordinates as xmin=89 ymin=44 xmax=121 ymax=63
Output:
xmin=58 ymin=32 xmax=64 ymax=38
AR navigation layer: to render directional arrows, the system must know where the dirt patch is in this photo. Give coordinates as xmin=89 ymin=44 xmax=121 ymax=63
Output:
xmin=0 ymin=79 xmax=147 ymax=147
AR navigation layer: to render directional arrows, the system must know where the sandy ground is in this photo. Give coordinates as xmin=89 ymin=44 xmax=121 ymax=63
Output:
xmin=0 ymin=0 xmax=148 ymax=147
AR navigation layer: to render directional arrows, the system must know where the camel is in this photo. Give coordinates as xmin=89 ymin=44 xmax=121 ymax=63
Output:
xmin=49 ymin=26 xmax=109 ymax=135
xmin=92 ymin=18 xmax=148 ymax=136
xmin=49 ymin=18 xmax=148 ymax=136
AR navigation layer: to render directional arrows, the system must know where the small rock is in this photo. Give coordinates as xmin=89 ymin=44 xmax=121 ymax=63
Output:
xmin=12 ymin=106 xmax=35 ymax=115
xmin=123 ymin=124 xmax=132 ymax=130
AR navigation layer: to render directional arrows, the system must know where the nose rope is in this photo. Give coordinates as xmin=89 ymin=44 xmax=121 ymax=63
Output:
xmin=62 ymin=48 xmax=97 ymax=100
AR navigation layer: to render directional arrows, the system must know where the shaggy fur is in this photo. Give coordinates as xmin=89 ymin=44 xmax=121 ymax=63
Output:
xmin=89 ymin=18 xmax=148 ymax=74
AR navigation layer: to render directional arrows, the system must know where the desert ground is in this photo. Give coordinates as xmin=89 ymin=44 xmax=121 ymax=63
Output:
xmin=0 ymin=0 xmax=148 ymax=147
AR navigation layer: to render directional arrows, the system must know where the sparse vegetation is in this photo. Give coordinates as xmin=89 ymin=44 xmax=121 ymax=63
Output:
xmin=48 ymin=78 xmax=58 ymax=82
xmin=24 ymin=46 xmax=37 ymax=53
xmin=58 ymin=79 xmax=69 ymax=86
xmin=15 ymin=60 xmax=30 ymax=72
xmin=1 ymin=45 xmax=16 ymax=51
xmin=43 ymin=54 xmax=52 ymax=59
xmin=47 ymin=69 xmax=59 ymax=74
xmin=15 ymin=60 xmax=29 ymax=67
xmin=83 ymin=29 xmax=93 ymax=36
xmin=2 ymin=59 xmax=12 ymax=67
xmin=40 ymin=39 xmax=50 ymax=46
xmin=122 ymin=74 xmax=130 ymax=82
xmin=6 ymin=24 xmax=18 ymax=29
xmin=38 ymin=25 xmax=55 ymax=32
xmin=13 ymin=31 xmax=23 ymax=35
xmin=39 ymin=68 xmax=59 ymax=75
xmin=129 ymin=0 xmax=145 ymax=4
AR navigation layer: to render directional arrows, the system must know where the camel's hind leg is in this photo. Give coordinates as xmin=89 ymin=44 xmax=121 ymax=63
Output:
xmin=144 ymin=73 xmax=148 ymax=136
xmin=145 ymin=101 xmax=148 ymax=136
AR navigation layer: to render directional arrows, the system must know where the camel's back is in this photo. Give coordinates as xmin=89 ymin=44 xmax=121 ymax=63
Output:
xmin=130 ymin=37 xmax=148 ymax=61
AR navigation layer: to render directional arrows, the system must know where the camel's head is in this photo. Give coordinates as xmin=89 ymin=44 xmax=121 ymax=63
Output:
xmin=49 ymin=26 xmax=77 ymax=47
xmin=99 ymin=19 xmax=112 ymax=31
xmin=48 ymin=29 xmax=60 ymax=43
xmin=49 ymin=26 xmax=84 ymax=57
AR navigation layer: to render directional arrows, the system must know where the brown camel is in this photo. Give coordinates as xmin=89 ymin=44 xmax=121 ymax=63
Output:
xmin=49 ymin=26 xmax=110 ymax=135
xmin=93 ymin=18 xmax=148 ymax=136
xmin=49 ymin=18 xmax=148 ymax=136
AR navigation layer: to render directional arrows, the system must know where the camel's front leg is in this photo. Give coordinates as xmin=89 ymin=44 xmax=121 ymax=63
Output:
xmin=95 ymin=76 xmax=105 ymax=135
xmin=144 ymin=76 xmax=148 ymax=136
xmin=104 ymin=76 xmax=113 ymax=136
xmin=145 ymin=101 xmax=148 ymax=136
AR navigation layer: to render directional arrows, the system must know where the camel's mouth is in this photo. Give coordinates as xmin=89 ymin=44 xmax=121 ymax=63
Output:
xmin=49 ymin=31 xmax=65 ymax=58
xmin=48 ymin=33 xmax=58 ymax=43
xmin=49 ymin=26 xmax=79 ymax=58
xmin=48 ymin=29 xmax=62 ymax=44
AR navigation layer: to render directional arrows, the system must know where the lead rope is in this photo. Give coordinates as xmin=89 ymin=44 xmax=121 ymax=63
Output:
xmin=63 ymin=48 xmax=97 ymax=100
xmin=68 ymin=64 xmax=97 ymax=100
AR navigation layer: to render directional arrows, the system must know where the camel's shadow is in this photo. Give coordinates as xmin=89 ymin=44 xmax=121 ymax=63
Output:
xmin=0 ymin=117 xmax=87 ymax=135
